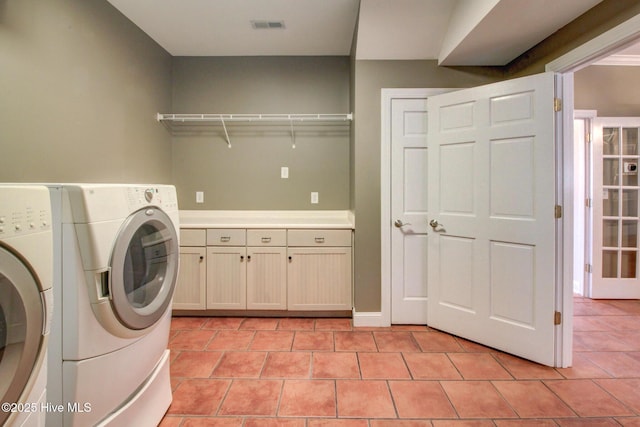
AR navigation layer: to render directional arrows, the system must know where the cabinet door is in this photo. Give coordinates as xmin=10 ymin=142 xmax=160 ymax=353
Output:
xmin=247 ymin=247 xmax=287 ymax=310
xmin=174 ymin=247 xmax=206 ymax=310
xmin=207 ymin=246 xmax=247 ymax=309
xmin=287 ymin=247 xmax=352 ymax=310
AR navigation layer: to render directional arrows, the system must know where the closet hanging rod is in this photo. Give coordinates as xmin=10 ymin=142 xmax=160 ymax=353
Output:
xmin=156 ymin=113 xmax=353 ymax=123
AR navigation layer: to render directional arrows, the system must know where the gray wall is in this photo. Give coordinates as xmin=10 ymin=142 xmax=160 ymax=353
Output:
xmin=171 ymin=57 xmax=351 ymax=210
xmin=575 ymin=65 xmax=640 ymax=116
xmin=0 ymin=0 xmax=173 ymax=183
xmin=5 ymin=0 xmax=640 ymax=316
xmin=352 ymin=60 xmax=501 ymax=312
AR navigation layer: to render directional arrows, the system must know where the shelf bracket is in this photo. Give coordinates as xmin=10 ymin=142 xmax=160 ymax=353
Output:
xmin=220 ymin=115 xmax=231 ymax=148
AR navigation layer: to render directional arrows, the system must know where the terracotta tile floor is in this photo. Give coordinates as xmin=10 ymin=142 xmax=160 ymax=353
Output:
xmin=160 ymin=297 xmax=640 ymax=426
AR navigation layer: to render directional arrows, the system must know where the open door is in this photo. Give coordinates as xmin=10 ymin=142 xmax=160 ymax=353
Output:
xmin=427 ymin=72 xmax=560 ymax=367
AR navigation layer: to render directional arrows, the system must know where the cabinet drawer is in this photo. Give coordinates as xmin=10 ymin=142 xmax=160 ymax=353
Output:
xmin=287 ymin=229 xmax=351 ymax=247
xmin=247 ymin=229 xmax=287 ymax=246
xmin=207 ymin=229 xmax=246 ymax=246
xmin=180 ymin=229 xmax=206 ymax=246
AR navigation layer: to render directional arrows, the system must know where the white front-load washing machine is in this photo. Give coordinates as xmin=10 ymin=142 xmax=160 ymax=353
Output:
xmin=46 ymin=184 xmax=179 ymax=427
xmin=0 ymin=185 xmax=53 ymax=427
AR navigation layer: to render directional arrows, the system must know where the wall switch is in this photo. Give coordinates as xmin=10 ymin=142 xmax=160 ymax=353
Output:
xmin=311 ymin=192 xmax=319 ymax=204
xmin=281 ymin=167 xmax=289 ymax=179
xmin=196 ymin=191 xmax=204 ymax=203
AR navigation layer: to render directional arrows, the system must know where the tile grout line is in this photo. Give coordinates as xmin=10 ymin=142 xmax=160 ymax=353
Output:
xmin=591 ymin=377 xmax=638 ymax=415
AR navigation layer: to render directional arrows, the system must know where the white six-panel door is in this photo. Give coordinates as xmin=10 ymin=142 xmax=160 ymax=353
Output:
xmin=391 ymin=98 xmax=430 ymax=324
xmin=426 ymin=72 xmax=559 ymax=366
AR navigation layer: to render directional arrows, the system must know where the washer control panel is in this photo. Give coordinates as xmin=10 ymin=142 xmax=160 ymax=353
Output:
xmin=0 ymin=186 xmax=52 ymax=238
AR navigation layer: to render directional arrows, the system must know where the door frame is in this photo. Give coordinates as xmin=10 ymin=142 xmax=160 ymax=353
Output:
xmin=573 ymin=109 xmax=598 ymax=298
xmin=546 ymin=12 xmax=640 ymax=367
xmin=380 ymin=88 xmax=453 ymax=327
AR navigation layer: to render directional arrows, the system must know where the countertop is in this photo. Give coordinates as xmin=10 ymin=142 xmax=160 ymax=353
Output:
xmin=179 ymin=210 xmax=355 ymax=229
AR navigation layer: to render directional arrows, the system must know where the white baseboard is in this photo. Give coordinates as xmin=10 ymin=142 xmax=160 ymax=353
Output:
xmin=352 ymin=309 xmax=385 ymax=327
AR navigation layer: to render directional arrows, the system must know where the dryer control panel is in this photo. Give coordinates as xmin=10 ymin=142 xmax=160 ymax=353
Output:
xmin=0 ymin=186 xmax=52 ymax=238
xmin=126 ymin=185 xmax=178 ymax=212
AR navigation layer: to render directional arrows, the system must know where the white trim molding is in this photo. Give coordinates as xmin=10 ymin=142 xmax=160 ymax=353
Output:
xmin=594 ymin=54 xmax=640 ymax=66
xmin=546 ymin=13 xmax=640 ymax=73
xmin=352 ymin=309 xmax=384 ymax=328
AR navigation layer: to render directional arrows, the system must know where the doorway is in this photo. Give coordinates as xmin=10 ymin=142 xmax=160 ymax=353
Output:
xmin=547 ymin=14 xmax=640 ymax=305
xmin=378 ymin=13 xmax=640 ymax=368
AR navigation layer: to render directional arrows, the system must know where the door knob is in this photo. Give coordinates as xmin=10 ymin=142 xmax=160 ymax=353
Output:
xmin=429 ymin=219 xmax=440 ymax=229
xmin=394 ymin=219 xmax=411 ymax=228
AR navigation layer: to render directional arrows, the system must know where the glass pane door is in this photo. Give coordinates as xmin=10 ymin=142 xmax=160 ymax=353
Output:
xmin=592 ymin=118 xmax=640 ymax=298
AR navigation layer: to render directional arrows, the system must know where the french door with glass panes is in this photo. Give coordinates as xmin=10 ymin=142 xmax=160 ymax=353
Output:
xmin=592 ymin=118 xmax=640 ymax=298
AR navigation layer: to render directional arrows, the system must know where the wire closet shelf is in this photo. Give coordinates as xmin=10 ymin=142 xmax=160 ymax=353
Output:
xmin=156 ymin=113 xmax=353 ymax=123
xmin=156 ymin=113 xmax=353 ymax=148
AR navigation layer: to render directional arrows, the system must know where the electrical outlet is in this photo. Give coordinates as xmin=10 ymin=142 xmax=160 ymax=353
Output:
xmin=311 ymin=192 xmax=319 ymax=204
xmin=196 ymin=191 xmax=204 ymax=203
xmin=281 ymin=167 xmax=289 ymax=179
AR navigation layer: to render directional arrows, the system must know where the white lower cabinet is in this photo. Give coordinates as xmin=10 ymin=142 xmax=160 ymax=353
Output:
xmin=174 ymin=226 xmax=353 ymax=312
xmin=206 ymin=246 xmax=247 ymax=309
xmin=174 ymin=246 xmax=207 ymax=310
xmin=247 ymin=246 xmax=287 ymax=309
xmin=174 ymin=229 xmax=207 ymax=310
xmin=287 ymin=247 xmax=352 ymax=310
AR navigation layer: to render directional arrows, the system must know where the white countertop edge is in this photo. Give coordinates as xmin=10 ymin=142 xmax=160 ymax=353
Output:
xmin=179 ymin=210 xmax=355 ymax=229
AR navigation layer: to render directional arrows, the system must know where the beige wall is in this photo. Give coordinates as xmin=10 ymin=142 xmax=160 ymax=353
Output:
xmin=171 ymin=57 xmax=351 ymax=210
xmin=575 ymin=66 xmax=640 ymax=116
xmin=352 ymin=60 xmax=502 ymax=312
xmin=0 ymin=0 xmax=172 ymax=183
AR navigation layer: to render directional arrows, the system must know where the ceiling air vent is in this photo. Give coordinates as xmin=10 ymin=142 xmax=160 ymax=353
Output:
xmin=251 ymin=20 xmax=285 ymax=30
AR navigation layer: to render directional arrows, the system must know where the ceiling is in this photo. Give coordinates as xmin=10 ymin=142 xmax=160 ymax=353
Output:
xmin=107 ymin=0 xmax=606 ymax=66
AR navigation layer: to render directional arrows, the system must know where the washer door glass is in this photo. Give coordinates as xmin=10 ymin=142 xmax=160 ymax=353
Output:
xmin=110 ymin=208 xmax=178 ymax=330
xmin=0 ymin=246 xmax=43 ymax=426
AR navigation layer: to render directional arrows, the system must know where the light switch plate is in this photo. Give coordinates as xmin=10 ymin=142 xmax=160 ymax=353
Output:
xmin=311 ymin=192 xmax=319 ymax=204
xmin=281 ymin=167 xmax=289 ymax=179
xmin=196 ymin=191 xmax=204 ymax=203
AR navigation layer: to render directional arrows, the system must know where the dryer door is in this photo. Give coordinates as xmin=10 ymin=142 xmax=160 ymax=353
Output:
xmin=0 ymin=245 xmax=46 ymax=426
xmin=109 ymin=207 xmax=178 ymax=330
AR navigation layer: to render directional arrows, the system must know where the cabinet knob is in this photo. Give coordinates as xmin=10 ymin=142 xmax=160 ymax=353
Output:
xmin=288 ymin=256 xmax=292 ymax=261
xmin=199 ymin=256 xmax=204 ymax=261
xmin=247 ymin=255 xmax=251 ymax=261
xmin=240 ymin=255 xmax=244 ymax=261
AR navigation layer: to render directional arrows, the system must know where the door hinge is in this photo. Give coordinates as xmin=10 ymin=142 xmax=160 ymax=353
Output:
xmin=586 ymin=131 xmax=591 ymax=144
xmin=586 ymin=198 xmax=592 ymax=208
xmin=554 ymin=205 xmax=562 ymax=219
xmin=554 ymin=98 xmax=562 ymax=112
xmin=554 ymin=311 xmax=562 ymax=325
xmin=585 ymin=263 xmax=592 ymax=273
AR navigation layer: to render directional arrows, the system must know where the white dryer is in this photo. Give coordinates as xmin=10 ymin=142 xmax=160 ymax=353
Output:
xmin=0 ymin=185 xmax=53 ymax=427
xmin=47 ymin=184 xmax=179 ymax=427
